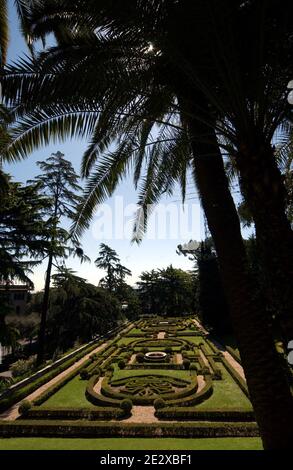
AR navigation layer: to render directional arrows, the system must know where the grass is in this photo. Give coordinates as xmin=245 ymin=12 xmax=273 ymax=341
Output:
xmin=116 ymin=337 xmax=136 ymax=346
xmin=126 ymin=328 xmax=144 ymax=335
xmin=40 ymin=376 xmax=95 ymax=409
xmin=181 ymin=337 xmax=214 ymax=353
xmin=112 ymin=364 xmax=192 ymax=381
xmin=0 ymin=437 xmax=263 ymax=450
xmin=197 ymin=364 xmax=252 ymax=410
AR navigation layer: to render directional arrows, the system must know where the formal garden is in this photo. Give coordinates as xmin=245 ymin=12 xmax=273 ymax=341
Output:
xmin=1 ymin=0 xmax=293 ymax=453
xmin=0 ymin=316 xmax=262 ymax=450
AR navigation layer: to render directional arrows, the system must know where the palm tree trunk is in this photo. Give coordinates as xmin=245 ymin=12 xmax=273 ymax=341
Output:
xmin=182 ymin=97 xmax=293 ymax=449
xmin=36 ymin=252 xmax=53 ymax=366
xmin=236 ymin=141 xmax=293 ymax=344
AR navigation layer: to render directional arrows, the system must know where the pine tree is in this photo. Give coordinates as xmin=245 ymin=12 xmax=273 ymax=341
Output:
xmin=32 ymin=151 xmax=89 ymax=365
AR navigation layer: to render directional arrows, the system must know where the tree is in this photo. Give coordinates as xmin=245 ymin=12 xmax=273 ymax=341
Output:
xmin=31 ymin=151 xmax=89 ymax=365
xmin=137 ymin=270 xmax=162 ymax=315
xmin=27 ymin=267 xmax=123 ymax=354
xmin=95 ymin=244 xmax=131 ymax=293
xmin=178 ymin=240 xmax=232 ymax=335
xmin=137 ymin=266 xmax=194 ymax=316
xmin=0 ymin=291 xmax=20 ymax=351
xmin=0 ymin=175 xmax=51 ymax=285
xmin=0 ymin=175 xmax=50 ymax=348
xmin=2 ymin=0 xmax=293 ymax=447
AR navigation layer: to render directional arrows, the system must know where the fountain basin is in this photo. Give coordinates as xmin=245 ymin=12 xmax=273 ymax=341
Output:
xmin=144 ymin=351 xmax=167 ymax=362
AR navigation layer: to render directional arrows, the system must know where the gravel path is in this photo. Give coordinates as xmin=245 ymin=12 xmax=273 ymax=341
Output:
xmin=157 ymin=332 xmax=165 ymax=339
xmin=0 ymin=323 xmax=135 ymax=422
xmin=197 ymin=375 xmax=205 ymax=393
xmin=93 ymin=376 xmax=103 ymax=394
xmin=175 ymin=353 xmax=183 ymax=364
xmin=124 ymin=406 xmax=159 ymax=423
xmin=222 ymin=351 xmax=246 ymax=380
xmin=192 ymin=318 xmax=246 ymax=380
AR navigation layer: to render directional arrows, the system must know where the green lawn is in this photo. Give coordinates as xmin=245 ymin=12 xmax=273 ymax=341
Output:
xmin=112 ymin=364 xmax=192 ymax=381
xmin=126 ymin=328 xmax=144 ymax=335
xmin=40 ymin=376 xmax=95 ymax=408
xmin=0 ymin=437 xmax=263 ymax=450
xmin=116 ymin=337 xmax=136 ymax=346
xmin=197 ymin=364 xmax=252 ymax=410
xmin=181 ymin=337 xmax=214 ymax=353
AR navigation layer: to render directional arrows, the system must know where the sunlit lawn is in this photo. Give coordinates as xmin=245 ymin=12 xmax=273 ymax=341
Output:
xmin=40 ymin=376 xmax=95 ymax=408
xmin=0 ymin=437 xmax=263 ymax=450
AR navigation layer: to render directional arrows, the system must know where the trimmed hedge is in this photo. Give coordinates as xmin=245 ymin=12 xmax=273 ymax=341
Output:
xmin=0 ymin=420 xmax=259 ymax=438
xmin=125 ymin=363 xmax=183 ymax=370
xmin=164 ymin=375 xmax=213 ymax=408
xmin=85 ymin=375 xmax=121 ymax=408
xmin=197 ymin=355 xmax=209 ymax=374
xmin=156 ymin=408 xmax=255 ymax=422
xmin=21 ymin=407 xmax=124 ymax=421
xmin=176 ymin=332 xmax=202 ymax=337
xmin=226 ymin=346 xmax=242 ymax=364
xmin=205 ymin=338 xmax=221 ymax=355
xmin=0 ymin=343 xmax=101 ymax=413
xmin=0 ymin=322 xmax=132 ymax=414
xmin=221 ymin=357 xmax=249 ymax=397
xmin=134 ymin=339 xmax=187 ymax=348
xmin=102 ymin=375 xmax=197 ymax=406
xmin=32 ymin=358 xmax=93 ymax=407
xmin=206 ymin=356 xmax=222 ymax=380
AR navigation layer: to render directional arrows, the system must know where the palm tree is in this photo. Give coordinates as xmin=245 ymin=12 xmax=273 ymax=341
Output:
xmin=0 ymin=0 xmax=8 ymax=66
xmin=1 ymin=0 xmax=293 ymax=447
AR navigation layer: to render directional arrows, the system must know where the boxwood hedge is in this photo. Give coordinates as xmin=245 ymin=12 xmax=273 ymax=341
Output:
xmin=0 ymin=420 xmax=259 ymax=438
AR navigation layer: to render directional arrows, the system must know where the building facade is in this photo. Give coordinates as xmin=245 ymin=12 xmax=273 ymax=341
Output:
xmin=0 ymin=284 xmax=30 ymax=315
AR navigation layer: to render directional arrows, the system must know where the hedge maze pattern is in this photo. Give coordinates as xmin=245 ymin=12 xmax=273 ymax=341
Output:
xmin=0 ymin=317 xmax=257 ymax=438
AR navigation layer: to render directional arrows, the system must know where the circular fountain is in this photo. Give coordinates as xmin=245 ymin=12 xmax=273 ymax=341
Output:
xmin=144 ymin=351 xmax=167 ymax=362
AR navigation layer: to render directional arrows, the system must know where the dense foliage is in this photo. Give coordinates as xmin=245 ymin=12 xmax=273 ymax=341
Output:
xmin=27 ymin=268 xmax=123 ymax=354
xmin=137 ymin=266 xmax=194 ymax=316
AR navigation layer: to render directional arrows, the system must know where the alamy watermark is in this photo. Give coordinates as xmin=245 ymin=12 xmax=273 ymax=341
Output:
xmin=91 ymin=197 xmax=203 ymax=241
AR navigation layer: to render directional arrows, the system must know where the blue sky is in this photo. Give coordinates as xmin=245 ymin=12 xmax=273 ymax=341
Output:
xmin=5 ymin=3 xmax=206 ymax=291
xmin=5 ymin=3 xmax=251 ymax=291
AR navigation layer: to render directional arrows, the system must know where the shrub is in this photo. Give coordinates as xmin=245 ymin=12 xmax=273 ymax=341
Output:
xmin=18 ymin=400 xmax=31 ymax=416
xmin=0 ymin=421 xmax=259 ymax=439
xmin=90 ymin=353 xmax=98 ymax=362
xmin=136 ymin=352 xmax=144 ymax=363
xmin=120 ymin=399 xmax=133 ymax=413
xmin=142 ymin=347 xmax=149 ymax=354
xmin=183 ymin=359 xmax=191 ymax=370
xmin=118 ymin=360 xmax=126 ymax=369
xmin=0 ymin=341 xmax=100 ymax=413
xmin=80 ymin=369 xmax=90 ymax=380
xmin=165 ymin=347 xmax=172 ymax=354
xmin=154 ymin=398 xmax=166 ymax=410
xmin=190 ymin=363 xmax=197 ymax=371
xmin=21 ymin=407 xmax=124 ymax=421
xmin=11 ymin=356 xmax=36 ymax=378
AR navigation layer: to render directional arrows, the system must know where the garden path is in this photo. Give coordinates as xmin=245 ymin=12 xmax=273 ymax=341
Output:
xmin=157 ymin=332 xmax=165 ymax=339
xmin=0 ymin=341 xmax=109 ymax=422
xmin=192 ymin=319 xmax=245 ymax=380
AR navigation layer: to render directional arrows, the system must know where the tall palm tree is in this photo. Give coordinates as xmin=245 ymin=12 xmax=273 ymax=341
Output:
xmin=1 ymin=0 xmax=293 ymax=447
xmin=0 ymin=0 xmax=8 ymax=66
